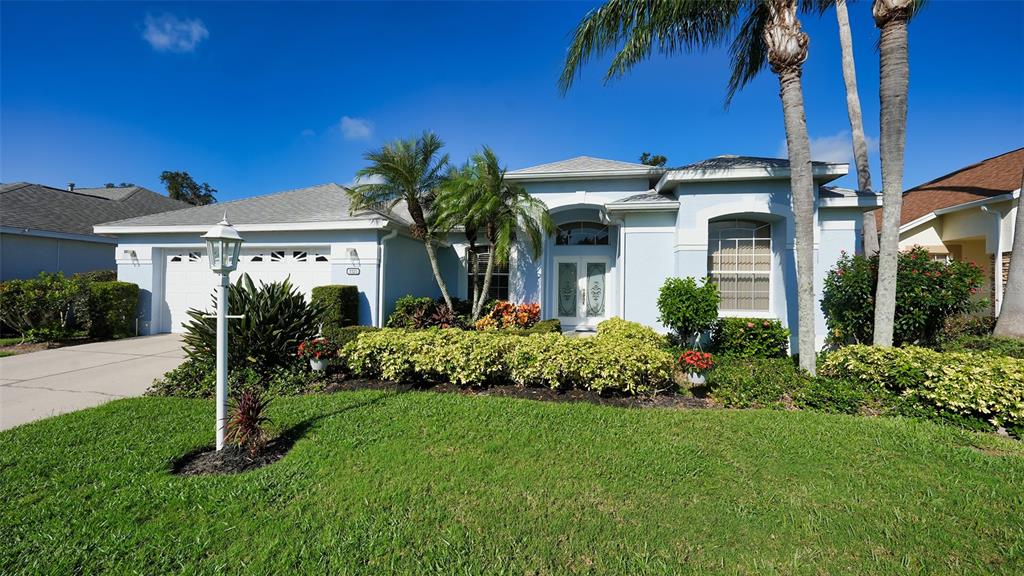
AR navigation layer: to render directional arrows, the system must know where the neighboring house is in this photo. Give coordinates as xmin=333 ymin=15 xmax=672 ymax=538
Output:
xmin=0 ymin=182 xmax=189 ymax=281
xmin=96 ymin=155 xmax=879 ymax=354
xmin=887 ymin=148 xmax=1022 ymax=316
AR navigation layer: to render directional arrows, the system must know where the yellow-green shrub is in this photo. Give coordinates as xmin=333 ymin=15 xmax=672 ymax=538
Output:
xmin=342 ymin=319 xmax=674 ymax=394
xmin=820 ymin=345 xmax=1024 ymax=427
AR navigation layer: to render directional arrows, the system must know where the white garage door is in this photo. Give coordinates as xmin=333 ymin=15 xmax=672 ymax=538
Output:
xmin=162 ymin=247 xmax=331 ymax=333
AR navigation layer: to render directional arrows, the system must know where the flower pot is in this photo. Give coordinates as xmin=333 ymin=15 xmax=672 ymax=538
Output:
xmin=688 ymin=372 xmax=706 ymax=385
xmin=309 ymin=357 xmax=328 ymax=372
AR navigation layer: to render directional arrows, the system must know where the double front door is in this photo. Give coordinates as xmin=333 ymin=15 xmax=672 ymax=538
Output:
xmin=555 ymin=257 xmax=609 ymax=328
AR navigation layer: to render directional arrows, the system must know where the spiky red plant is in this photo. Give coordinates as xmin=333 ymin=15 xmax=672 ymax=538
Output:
xmin=224 ymin=389 xmax=272 ymax=456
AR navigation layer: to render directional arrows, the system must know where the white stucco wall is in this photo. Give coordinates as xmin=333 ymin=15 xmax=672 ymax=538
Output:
xmin=112 ymin=229 xmax=382 ymax=334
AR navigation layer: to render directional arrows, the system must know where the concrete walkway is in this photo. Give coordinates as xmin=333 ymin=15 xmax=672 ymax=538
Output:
xmin=0 ymin=334 xmax=185 ymax=431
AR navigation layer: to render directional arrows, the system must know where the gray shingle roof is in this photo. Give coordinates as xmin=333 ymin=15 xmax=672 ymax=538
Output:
xmin=672 ymin=155 xmax=836 ymax=171
xmin=608 ymin=191 xmax=676 ymax=204
xmin=0 ymin=182 xmax=190 ymax=237
xmin=96 ymin=183 xmax=404 ymax=228
xmin=819 ymin=185 xmax=878 ymax=198
xmin=508 ymin=156 xmax=661 ymax=176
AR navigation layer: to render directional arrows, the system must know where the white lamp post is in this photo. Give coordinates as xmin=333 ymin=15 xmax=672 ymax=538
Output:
xmin=202 ymin=213 xmax=244 ymax=450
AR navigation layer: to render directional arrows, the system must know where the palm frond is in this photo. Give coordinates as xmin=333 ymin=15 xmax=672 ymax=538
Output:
xmin=725 ymin=2 xmax=770 ymax=107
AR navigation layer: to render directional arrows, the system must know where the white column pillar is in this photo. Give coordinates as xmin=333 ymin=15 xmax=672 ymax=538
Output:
xmin=215 ymin=274 xmax=229 ymax=450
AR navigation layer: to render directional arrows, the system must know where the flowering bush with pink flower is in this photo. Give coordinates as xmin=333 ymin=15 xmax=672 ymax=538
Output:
xmin=821 ymin=246 xmax=985 ymax=346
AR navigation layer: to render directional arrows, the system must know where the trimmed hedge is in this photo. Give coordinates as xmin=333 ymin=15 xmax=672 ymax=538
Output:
xmin=322 ymin=325 xmax=380 ymax=350
xmin=513 ymin=318 xmax=561 ymax=335
xmin=704 ymin=357 xmax=809 ymax=408
xmin=86 ymin=281 xmax=139 ymax=339
xmin=312 ymin=285 xmax=359 ymax=330
xmin=941 ymin=335 xmax=1024 ymax=359
xmin=820 ymin=345 xmax=1024 ymax=429
xmin=709 ymin=317 xmax=789 ymax=358
xmin=342 ymin=318 xmax=673 ymax=394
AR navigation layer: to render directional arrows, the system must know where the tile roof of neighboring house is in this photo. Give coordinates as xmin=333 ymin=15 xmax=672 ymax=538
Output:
xmin=875 ymin=147 xmax=1024 ymax=228
xmin=507 ymin=156 xmax=662 ymax=176
xmin=96 ymin=183 xmax=410 ymax=228
xmin=0 ymin=183 xmax=190 ymax=237
xmin=672 ymin=155 xmax=835 ymax=171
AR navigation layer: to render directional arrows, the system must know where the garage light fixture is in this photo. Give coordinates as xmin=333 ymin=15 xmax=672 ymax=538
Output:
xmin=202 ymin=213 xmax=244 ymax=274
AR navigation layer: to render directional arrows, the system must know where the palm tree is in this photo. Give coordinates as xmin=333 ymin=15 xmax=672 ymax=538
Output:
xmin=994 ymin=171 xmax=1024 ymax=339
xmin=560 ymin=0 xmax=820 ymax=374
xmin=348 ymin=131 xmax=455 ymax=310
xmin=872 ymin=0 xmax=919 ymax=346
xmin=437 ymin=147 xmax=555 ymax=320
xmin=833 ymin=0 xmax=879 ymax=255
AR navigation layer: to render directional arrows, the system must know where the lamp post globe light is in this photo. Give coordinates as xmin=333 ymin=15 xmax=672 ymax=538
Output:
xmin=202 ymin=213 xmax=244 ymax=450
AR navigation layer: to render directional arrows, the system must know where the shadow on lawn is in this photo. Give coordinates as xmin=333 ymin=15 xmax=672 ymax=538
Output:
xmin=171 ymin=392 xmax=397 ymax=476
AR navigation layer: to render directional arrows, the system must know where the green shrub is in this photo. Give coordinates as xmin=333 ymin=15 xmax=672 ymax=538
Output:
xmin=821 ymin=247 xmax=985 ymax=346
xmin=939 ymin=314 xmax=994 ymax=343
xmin=709 ymin=317 xmax=790 ymax=358
xmin=704 ymin=357 xmax=809 ymax=408
xmin=312 ymin=285 xmax=359 ymax=329
xmin=342 ymin=322 xmax=674 ymax=394
xmin=656 ymin=277 xmax=719 ymax=343
xmin=387 ymin=295 xmax=434 ymax=328
xmin=148 ymin=358 xmax=327 ymax=399
xmin=71 ymin=269 xmax=117 ymax=283
xmin=793 ymin=377 xmax=880 ymax=415
xmin=322 ymin=325 xmax=380 ymax=350
xmin=941 ymin=335 xmax=1024 ymax=359
xmin=181 ymin=274 xmax=324 ymax=372
xmin=513 ymin=318 xmax=561 ymax=335
xmin=0 ymin=272 xmax=85 ymax=341
xmin=596 ymin=317 xmax=666 ymax=347
xmin=86 ymin=281 xmax=139 ymax=339
xmin=820 ymin=345 xmax=1024 ymax=428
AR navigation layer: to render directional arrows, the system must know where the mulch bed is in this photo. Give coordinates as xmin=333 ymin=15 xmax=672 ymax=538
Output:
xmin=172 ymin=438 xmax=293 ymax=476
xmin=323 ymin=376 xmax=716 ymax=410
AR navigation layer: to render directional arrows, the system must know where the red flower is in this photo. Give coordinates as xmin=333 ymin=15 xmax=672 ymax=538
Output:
xmin=746 ymin=322 xmax=755 ymax=329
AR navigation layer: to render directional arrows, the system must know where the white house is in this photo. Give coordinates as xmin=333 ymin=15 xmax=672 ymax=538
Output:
xmin=94 ymin=155 xmax=880 ymax=353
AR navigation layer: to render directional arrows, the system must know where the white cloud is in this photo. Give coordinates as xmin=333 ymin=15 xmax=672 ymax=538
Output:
xmin=776 ymin=130 xmax=878 ymax=165
xmin=142 ymin=13 xmax=209 ymax=53
xmin=300 ymin=128 xmax=316 ymax=137
xmin=339 ymin=116 xmax=374 ymax=140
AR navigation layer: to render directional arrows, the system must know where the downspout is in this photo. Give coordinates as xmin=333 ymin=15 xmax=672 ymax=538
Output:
xmin=377 ymin=228 xmax=399 ymax=327
xmin=981 ymin=205 xmax=1004 ymax=317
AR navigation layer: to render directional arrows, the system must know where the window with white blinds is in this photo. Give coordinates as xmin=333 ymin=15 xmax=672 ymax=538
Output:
xmin=707 ymin=219 xmax=772 ymax=312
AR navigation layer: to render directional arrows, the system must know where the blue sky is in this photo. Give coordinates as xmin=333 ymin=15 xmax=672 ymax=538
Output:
xmin=2 ymin=1 xmax=1021 ymax=201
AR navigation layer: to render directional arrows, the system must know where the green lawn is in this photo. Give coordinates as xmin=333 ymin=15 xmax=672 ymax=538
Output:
xmin=2 ymin=391 xmax=1022 ymax=575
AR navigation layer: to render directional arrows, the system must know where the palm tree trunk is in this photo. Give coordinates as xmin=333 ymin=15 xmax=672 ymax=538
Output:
xmin=994 ymin=172 xmax=1024 ymax=338
xmin=872 ymin=1 xmax=911 ymax=347
xmin=765 ymin=0 xmax=816 ymax=375
xmin=471 ymin=247 xmax=498 ymax=320
xmin=835 ymin=0 xmax=879 ymax=255
xmin=423 ymin=240 xmax=454 ymax=310
xmin=778 ymin=71 xmax=818 ymax=375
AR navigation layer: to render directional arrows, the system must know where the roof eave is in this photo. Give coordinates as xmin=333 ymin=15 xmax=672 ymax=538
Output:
xmin=655 ymin=164 xmax=849 ymax=191
xmin=605 ymin=201 xmax=680 ymax=212
xmin=506 ymin=169 xmax=663 ymax=182
xmin=94 ymin=219 xmax=392 ymax=235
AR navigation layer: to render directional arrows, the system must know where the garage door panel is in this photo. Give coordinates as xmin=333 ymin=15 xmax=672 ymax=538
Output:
xmin=162 ymin=247 xmax=331 ymax=333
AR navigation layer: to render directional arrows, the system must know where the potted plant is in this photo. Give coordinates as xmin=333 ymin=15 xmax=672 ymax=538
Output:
xmin=297 ymin=338 xmax=335 ymax=371
xmin=678 ymin=350 xmax=714 ymax=385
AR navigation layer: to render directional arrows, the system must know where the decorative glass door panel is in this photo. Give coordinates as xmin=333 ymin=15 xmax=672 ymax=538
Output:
xmin=585 ymin=262 xmax=606 ymax=317
xmin=557 ymin=262 xmax=578 ymax=318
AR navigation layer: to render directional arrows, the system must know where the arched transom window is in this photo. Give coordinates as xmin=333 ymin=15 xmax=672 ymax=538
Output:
xmin=555 ymin=222 xmax=609 ymax=245
xmin=707 ymin=219 xmax=771 ymax=312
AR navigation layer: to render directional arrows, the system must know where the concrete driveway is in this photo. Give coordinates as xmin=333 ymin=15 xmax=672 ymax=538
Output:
xmin=0 ymin=334 xmax=185 ymax=431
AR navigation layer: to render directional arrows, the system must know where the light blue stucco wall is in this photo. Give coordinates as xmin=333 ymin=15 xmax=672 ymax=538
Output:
xmin=620 ymin=211 xmax=677 ymax=330
xmin=0 ymin=232 xmax=116 ymax=281
xmin=381 ymin=232 xmax=461 ymax=321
